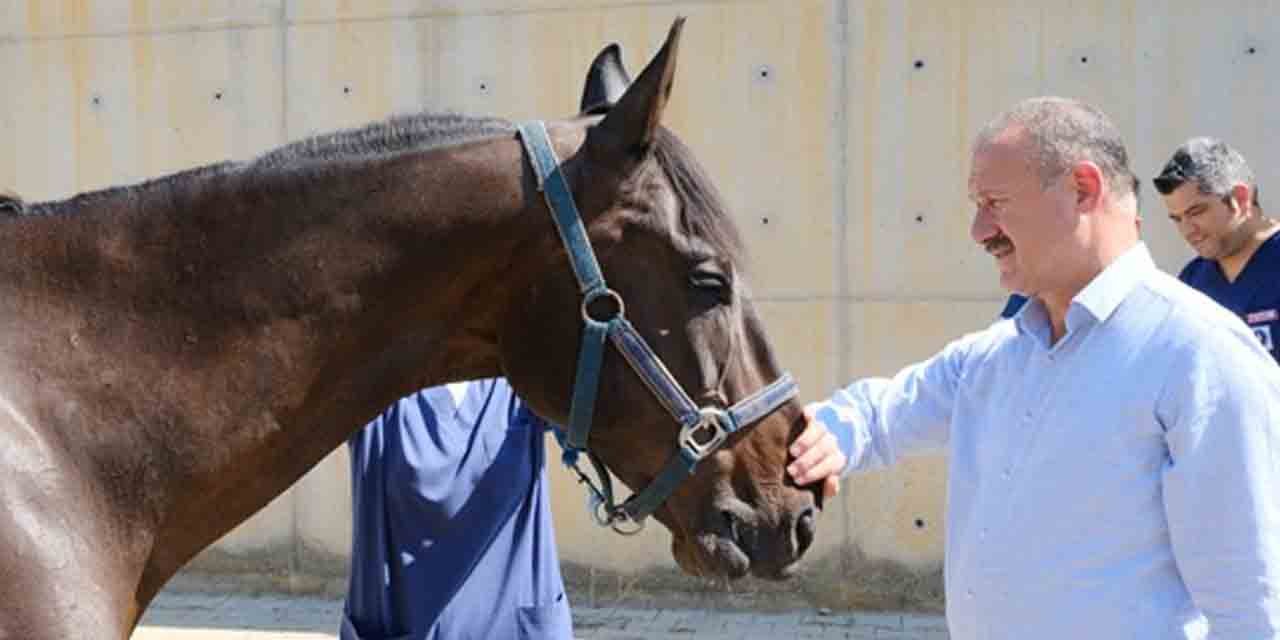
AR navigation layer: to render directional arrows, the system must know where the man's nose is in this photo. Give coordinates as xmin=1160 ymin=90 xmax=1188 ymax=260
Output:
xmin=971 ymin=208 xmax=999 ymax=245
xmin=1176 ymin=218 xmax=1196 ymax=237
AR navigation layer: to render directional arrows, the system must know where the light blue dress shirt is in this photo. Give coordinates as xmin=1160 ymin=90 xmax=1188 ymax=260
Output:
xmin=818 ymin=243 xmax=1280 ymax=639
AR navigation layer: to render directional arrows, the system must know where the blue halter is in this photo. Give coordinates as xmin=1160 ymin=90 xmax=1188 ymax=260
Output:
xmin=516 ymin=121 xmax=799 ymax=533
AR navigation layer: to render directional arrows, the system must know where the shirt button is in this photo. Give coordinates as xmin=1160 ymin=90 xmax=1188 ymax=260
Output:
xmin=966 ymin=589 xmax=976 ymax=599
xmin=1002 ymin=469 xmax=1012 ymax=479
xmin=979 ymin=528 xmax=988 ymax=540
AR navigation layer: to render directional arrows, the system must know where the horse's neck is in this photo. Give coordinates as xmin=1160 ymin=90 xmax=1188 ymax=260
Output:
xmin=0 ymin=135 xmax=541 ymax=607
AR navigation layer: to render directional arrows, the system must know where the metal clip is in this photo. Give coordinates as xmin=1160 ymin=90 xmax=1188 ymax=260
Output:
xmin=588 ymin=491 xmax=613 ymax=528
xmin=677 ymin=407 xmax=732 ymax=461
xmin=609 ymin=511 xmax=645 ymax=536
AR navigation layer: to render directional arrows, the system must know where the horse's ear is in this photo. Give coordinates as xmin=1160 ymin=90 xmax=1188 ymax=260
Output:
xmin=0 ymin=189 xmax=23 ymax=216
xmin=579 ymin=44 xmax=632 ymax=115
xmin=587 ymin=17 xmax=684 ymax=167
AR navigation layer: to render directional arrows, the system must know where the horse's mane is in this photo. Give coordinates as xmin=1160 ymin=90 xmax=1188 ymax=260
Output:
xmin=252 ymin=112 xmax=512 ymax=167
xmin=19 ymin=112 xmax=514 ymax=218
xmin=12 ymin=112 xmax=744 ymax=274
xmin=652 ymin=127 xmax=748 ymax=268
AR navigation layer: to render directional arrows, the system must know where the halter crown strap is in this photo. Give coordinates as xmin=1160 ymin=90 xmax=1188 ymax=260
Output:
xmin=518 ymin=121 xmax=616 ymax=451
xmin=516 ymin=120 xmax=605 ymax=295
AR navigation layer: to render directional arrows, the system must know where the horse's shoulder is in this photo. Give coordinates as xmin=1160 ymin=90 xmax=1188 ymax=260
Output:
xmin=0 ymin=394 xmax=131 ymax=638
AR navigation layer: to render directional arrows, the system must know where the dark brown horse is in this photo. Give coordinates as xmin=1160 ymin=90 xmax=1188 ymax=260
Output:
xmin=0 ymin=19 xmax=817 ymax=638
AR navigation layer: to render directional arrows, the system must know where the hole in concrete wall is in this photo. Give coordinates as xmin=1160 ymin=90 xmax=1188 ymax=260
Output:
xmin=913 ymin=59 xmax=925 ymax=69
xmin=91 ymin=95 xmax=102 ymax=106
xmin=761 ymin=216 xmax=770 ymax=225
xmin=343 ymin=86 xmax=352 ymax=96
xmin=1080 ymin=56 xmax=1089 ymax=64
xmin=914 ymin=213 xmax=925 ymax=223
xmin=1247 ymin=46 xmax=1258 ymax=55
xmin=214 ymin=91 xmax=223 ymax=101
xmin=914 ymin=518 xmax=926 ymax=529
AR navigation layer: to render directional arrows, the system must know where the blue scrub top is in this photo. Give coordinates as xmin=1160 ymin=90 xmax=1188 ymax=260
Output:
xmin=341 ymin=379 xmax=573 ymax=640
xmin=1179 ymin=230 xmax=1280 ymax=363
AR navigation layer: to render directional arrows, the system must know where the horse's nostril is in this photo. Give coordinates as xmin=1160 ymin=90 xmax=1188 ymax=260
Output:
xmin=721 ymin=510 xmax=740 ymax=544
xmin=721 ymin=508 xmax=757 ymax=558
xmin=795 ymin=507 xmax=816 ymax=557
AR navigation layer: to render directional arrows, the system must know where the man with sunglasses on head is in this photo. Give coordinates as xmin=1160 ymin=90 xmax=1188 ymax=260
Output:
xmin=1154 ymin=137 xmax=1280 ymax=363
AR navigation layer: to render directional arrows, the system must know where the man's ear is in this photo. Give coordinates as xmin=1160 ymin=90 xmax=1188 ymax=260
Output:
xmin=1230 ymin=183 xmax=1252 ymax=216
xmin=1071 ymin=161 xmax=1105 ymax=212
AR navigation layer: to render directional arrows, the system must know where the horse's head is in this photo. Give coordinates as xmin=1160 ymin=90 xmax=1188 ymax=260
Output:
xmin=500 ymin=19 xmax=817 ymax=580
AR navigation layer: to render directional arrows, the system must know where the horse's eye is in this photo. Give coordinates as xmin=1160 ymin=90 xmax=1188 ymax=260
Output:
xmin=689 ymin=270 xmax=731 ymax=303
xmin=689 ymin=271 xmax=727 ymax=289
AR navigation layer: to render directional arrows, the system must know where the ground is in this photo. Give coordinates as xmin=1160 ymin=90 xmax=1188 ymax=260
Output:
xmin=132 ymin=589 xmax=949 ymax=639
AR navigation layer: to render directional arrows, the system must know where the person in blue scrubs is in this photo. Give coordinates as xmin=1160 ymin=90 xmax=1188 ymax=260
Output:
xmin=1154 ymin=137 xmax=1280 ymax=363
xmin=341 ymin=378 xmax=573 ymax=640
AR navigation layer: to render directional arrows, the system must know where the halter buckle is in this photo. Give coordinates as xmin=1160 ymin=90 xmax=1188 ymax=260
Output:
xmin=678 ymin=407 xmax=733 ymax=462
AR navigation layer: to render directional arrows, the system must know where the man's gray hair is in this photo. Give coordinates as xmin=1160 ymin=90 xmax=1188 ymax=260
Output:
xmin=1152 ymin=137 xmax=1259 ymax=206
xmin=975 ymin=96 xmax=1139 ymax=200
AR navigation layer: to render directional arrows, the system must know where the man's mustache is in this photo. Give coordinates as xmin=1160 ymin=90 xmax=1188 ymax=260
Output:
xmin=984 ymin=233 xmax=1013 ymax=255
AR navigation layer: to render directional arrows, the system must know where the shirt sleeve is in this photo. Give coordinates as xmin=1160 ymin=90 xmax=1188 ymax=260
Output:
xmin=1158 ymin=331 xmax=1280 ymax=637
xmin=816 ymin=330 xmax=983 ymax=476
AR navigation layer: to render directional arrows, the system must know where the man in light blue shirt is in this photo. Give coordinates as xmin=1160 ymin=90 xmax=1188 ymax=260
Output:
xmin=789 ymin=97 xmax=1280 ymax=639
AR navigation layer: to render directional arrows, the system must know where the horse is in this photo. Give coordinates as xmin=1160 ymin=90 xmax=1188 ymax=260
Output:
xmin=0 ymin=19 xmax=819 ymax=638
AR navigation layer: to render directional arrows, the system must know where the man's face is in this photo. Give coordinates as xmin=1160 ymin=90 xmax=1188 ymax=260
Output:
xmin=1162 ymin=182 xmax=1248 ymax=260
xmin=968 ymin=136 xmax=1076 ymax=296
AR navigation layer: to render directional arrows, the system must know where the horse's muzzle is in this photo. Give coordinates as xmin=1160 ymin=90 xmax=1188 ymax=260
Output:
xmin=699 ymin=494 xmax=817 ymax=580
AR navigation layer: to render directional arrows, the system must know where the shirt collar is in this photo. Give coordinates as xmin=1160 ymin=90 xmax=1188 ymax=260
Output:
xmin=1013 ymin=242 xmax=1154 ymax=343
xmin=1072 ymin=242 xmax=1154 ymax=323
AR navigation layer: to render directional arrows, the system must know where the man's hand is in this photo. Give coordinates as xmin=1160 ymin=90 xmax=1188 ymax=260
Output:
xmin=787 ymin=402 xmax=848 ymax=500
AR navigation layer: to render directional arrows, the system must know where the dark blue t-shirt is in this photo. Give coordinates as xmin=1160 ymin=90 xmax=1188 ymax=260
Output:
xmin=1001 ymin=294 xmax=1029 ymax=319
xmin=1178 ymin=230 xmax=1280 ymax=364
xmin=342 ymin=379 xmax=572 ymax=640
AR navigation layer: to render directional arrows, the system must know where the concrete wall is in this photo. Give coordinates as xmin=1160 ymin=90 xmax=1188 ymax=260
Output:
xmin=4 ymin=0 xmax=1279 ymax=611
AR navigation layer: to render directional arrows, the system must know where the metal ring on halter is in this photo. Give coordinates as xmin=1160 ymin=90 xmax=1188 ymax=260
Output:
xmin=589 ymin=493 xmax=646 ymax=534
xmin=677 ymin=407 xmax=734 ymax=462
xmin=581 ymin=288 xmax=626 ymax=324
xmin=610 ymin=511 xmax=645 ymax=536
xmin=588 ymin=492 xmax=613 ymax=527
